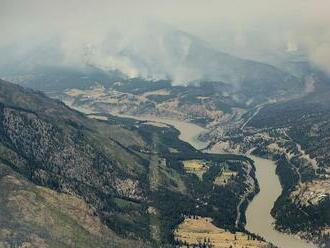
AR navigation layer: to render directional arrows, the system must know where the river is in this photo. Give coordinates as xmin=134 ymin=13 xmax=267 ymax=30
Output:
xmin=245 ymin=156 xmax=316 ymax=248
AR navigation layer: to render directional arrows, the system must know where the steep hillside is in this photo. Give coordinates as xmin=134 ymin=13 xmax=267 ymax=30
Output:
xmin=0 ymin=162 xmax=147 ymax=248
xmin=0 ymin=79 xmax=155 ymax=245
xmin=0 ymin=79 xmax=259 ymax=247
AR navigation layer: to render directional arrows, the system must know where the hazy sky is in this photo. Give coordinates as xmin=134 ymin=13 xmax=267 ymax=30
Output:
xmin=1 ymin=0 xmax=330 ymax=72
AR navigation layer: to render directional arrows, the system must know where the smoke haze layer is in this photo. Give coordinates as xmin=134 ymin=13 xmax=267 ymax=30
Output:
xmin=1 ymin=0 xmax=330 ymax=81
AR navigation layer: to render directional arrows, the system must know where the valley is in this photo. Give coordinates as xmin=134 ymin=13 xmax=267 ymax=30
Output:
xmin=52 ymin=72 xmax=330 ymax=247
xmin=1 ymin=2 xmax=330 ymax=247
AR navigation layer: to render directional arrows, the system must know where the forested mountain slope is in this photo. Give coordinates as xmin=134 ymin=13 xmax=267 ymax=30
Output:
xmin=0 ymin=79 xmax=256 ymax=247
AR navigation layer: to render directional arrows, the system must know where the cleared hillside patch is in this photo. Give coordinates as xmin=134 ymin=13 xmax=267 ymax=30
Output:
xmin=174 ymin=216 xmax=269 ymax=248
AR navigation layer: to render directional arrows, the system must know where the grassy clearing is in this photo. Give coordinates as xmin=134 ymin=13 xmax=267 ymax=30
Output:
xmin=183 ymin=160 xmax=209 ymax=180
xmin=174 ymin=217 xmax=269 ymax=248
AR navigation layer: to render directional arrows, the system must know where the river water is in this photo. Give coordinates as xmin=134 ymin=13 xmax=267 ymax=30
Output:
xmin=246 ymin=156 xmax=316 ymax=248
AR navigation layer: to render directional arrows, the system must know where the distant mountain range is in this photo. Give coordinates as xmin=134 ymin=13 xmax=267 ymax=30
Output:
xmin=0 ymin=23 xmax=308 ymax=105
